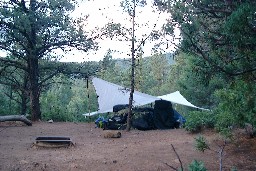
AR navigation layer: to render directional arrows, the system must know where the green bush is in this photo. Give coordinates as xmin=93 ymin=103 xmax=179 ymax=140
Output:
xmin=184 ymin=111 xmax=215 ymax=133
xmin=188 ymin=160 xmax=207 ymax=171
xmin=214 ymin=80 xmax=256 ymax=137
xmin=40 ymin=75 xmax=98 ymax=122
xmin=42 ymin=106 xmax=75 ymax=122
xmin=231 ymin=167 xmax=238 ymax=171
xmin=194 ymin=135 xmax=210 ymax=152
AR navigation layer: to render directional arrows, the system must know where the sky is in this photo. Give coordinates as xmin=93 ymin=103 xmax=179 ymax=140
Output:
xmin=0 ymin=0 xmax=179 ymax=62
xmin=60 ymin=0 xmax=177 ymax=62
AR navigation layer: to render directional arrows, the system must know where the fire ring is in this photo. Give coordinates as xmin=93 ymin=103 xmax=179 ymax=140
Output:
xmin=35 ymin=136 xmax=73 ymax=148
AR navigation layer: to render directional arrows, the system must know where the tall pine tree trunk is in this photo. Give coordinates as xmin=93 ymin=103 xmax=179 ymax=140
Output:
xmin=28 ymin=0 xmax=41 ymax=121
xmin=28 ymin=57 xmax=41 ymax=121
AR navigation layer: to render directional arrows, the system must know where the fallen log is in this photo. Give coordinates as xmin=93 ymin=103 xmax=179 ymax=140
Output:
xmin=103 ymin=130 xmax=121 ymax=138
xmin=0 ymin=115 xmax=32 ymax=126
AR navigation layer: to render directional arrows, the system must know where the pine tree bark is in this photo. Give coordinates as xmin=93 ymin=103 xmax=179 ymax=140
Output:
xmin=28 ymin=0 xmax=41 ymax=121
xmin=28 ymin=57 xmax=41 ymax=121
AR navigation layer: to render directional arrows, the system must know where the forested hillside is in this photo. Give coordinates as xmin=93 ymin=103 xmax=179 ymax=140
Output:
xmin=0 ymin=52 xmax=188 ymax=121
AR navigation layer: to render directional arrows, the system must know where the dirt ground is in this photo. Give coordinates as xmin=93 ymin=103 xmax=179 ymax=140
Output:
xmin=0 ymin=122 xmax=255 ymax=171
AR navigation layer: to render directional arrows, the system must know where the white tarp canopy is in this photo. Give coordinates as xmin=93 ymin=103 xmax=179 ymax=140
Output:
xmin=158 ymin=91 xmax=209 ymax=111
xmin=82 ymin=77 xmax=208 ymax=116
xmin=92 ymin=77 xmax=159 ymax=113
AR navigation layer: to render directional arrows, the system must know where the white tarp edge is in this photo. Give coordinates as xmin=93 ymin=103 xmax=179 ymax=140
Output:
xmin=82 ymin=111 xmax=98 ymax=117
xmin=158 ymin=91 xmax=209 ymax=111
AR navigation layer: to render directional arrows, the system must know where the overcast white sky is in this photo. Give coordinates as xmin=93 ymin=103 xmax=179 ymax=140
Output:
xmin=0 ymin=0 xmax=178 ymax=62
xmin=60 ymin=0 xmax=176 ymax=62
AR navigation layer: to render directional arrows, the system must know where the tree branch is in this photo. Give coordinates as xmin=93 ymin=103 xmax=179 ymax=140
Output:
xmin=163 ymin=144 xmax=184 ymax=171
xmin=0 ymin=58 xmax=27 ymax=72
xmin=171 ymin=144 xmax=184 ymax=171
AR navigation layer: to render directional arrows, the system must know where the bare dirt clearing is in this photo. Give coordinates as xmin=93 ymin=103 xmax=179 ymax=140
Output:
xmin=0 ymin=122 xmax=255 ymax=171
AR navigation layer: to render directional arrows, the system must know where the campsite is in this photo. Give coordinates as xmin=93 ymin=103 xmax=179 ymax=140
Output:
xmin=0 ymin=121 xmax=256 ymax=171
xmin=1 ymin=77 xmax=255 ymax=171
xmin=1 ymin=0 xmax=256 ymax=171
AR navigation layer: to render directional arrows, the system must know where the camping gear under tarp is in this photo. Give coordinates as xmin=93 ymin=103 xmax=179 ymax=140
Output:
xmin=174 ymin=109 xmax=186 ymax=123
xmin=113 ymin=104 xmax=129 ymax=112
xmin=95 ymin=116 xmax=108 ymax=129
xmin=153 ymin=100 xmax=176 ymax=129
xmin=103 ymin=114 xmax=127 ymax=130
xmin=95 ymin=105 xmax=186 ymax=131
xmin=131 ymin=107 xmax=155 ymax=130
